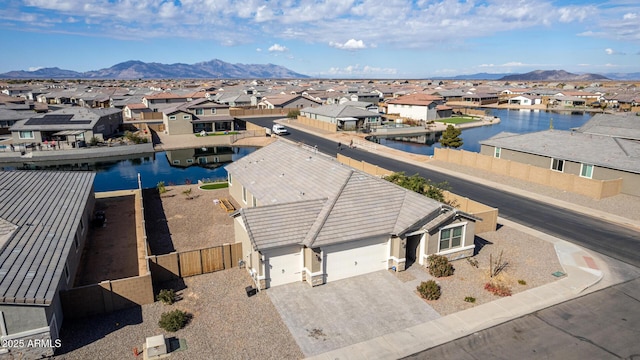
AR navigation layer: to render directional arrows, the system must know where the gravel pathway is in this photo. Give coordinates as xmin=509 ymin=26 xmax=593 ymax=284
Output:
xmin=54 ymin=268 xmax=303 ymax=360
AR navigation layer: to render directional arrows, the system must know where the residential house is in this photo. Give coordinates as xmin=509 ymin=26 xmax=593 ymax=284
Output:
xmin=0 ymin=171 xmax=95 ymax=358
xmin=9 ymin=107 xmax=123 ymax=145
xmin=162 ymin=98 xmax=234 ymax=135
xmin=226 ymin=141 xmax=478 ymax=289
xmin=123 ymin=103 xmax=153 ymax=121
xmin=386 ymin=94 xmax=451 ymax=121
xmin=0 ymin=109 xmax=28 ymax=131
xmin=508 ymin=95 xmax=540 ymax=106
xmin=461 ymin=93 xmax=499 ymax=105
xmin=479 ymin=116 xmax=640 ymax=196
xmin=142 ymin=92 xmax=191 ymax=112
xmin=257 ymin=94 xmax=322 ymax=109
xmin=300 ymin=104 xmax=382 ymax=131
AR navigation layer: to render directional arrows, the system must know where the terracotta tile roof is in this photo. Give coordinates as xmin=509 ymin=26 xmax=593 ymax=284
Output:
xmin=126 ymin=103 xmax=148 ymax=109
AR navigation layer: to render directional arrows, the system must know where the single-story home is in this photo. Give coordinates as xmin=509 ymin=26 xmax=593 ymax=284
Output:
xmin=299 ymin=104 xmax=382 ymax=131
xmin=9 ymin=107 xmax=123 ymax=145
xmin=225 ymin=141 xmax=478 ymax=290
xmin=257 ymin=94 xmax=322 ymax=109
xmin=479 ymin=128 xmax=640 ymax=196
xmin=0 ymin=171 xmax=95 ymax=358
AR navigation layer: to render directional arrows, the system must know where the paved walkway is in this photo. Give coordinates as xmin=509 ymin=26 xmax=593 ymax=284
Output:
xmin=265 ymin=120 xmax=640 ymax=359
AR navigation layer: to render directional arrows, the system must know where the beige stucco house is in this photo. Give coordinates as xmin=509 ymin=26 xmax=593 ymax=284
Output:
xmin=225 ymin=141 xmax=478 ymax=290
xmin=162 ymin=98 xmax=235 ymax=135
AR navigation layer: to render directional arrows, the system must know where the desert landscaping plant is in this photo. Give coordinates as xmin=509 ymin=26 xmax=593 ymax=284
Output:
xmin=182 ymin=188 xmax=193 ymax=199
xmin=157 ymin=181 xmax=167 ymax=194
xmin=417 ymin=280 xmax=441 ymax=300
xmin=484 ymin=281 xmax=512 ymax=297
xmin=464 ymin=296 xmax=476 ymax=303
xmin=518 ymin=279 xmax=527 ymax=285
xmin=157 ymin=289 xmax=176 ymax=305
xmin=489 ymin=250 xmax=508 ymax=278
xmin=466 ymin=256 xmax=479 ymax=268
xmin=158 ymin=309 xmax=189 ymax=332
xmin=427 ymin=254 xmax=455 ymax=277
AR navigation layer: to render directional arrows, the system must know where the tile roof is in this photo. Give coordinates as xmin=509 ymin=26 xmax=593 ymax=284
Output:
xmin=300 ymin=104 xmax=381 ymax=119
xmin=226 ymin=141 xmax=445 ymax=250
xmin=576 ymin=113 xmax=640 ymax=141
xmin=387 ymin=93 xmax=443 ymax=106
xmin=0 ymin=171 xmax=95 ymax=304
xmin=480 ymin=130 xmax=640 ymax=174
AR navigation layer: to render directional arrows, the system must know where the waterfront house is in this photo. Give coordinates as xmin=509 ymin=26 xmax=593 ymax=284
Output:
xmin=0 ymin=171 xmax=95 ymax=358
xmin=9 ymin=107 xmax=123 ymax=145
xmin=226 ymin=141 xmax=478 ymax=290
xmin=161 ymin=98 xmax=235 ymax=135
xmin=299 ymin=103 xmax=382 ymax=131
xmin=479 ymin=117 xmax=640 ymax=197
xmin=257 ymin=94 xmax=322 ymax=109
xmin=386 ymin=93 xmax=451 ymax=121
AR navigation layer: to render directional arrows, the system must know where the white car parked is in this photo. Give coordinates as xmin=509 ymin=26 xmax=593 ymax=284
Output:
xmin=272 ymin=124 xmax=288 ymax=135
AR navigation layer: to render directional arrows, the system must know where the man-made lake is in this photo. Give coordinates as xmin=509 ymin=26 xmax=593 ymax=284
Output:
xmin=6 ymin=146 xmax=257 ymax=192
xmin=367 ymin=109 xmax=593 ymax=155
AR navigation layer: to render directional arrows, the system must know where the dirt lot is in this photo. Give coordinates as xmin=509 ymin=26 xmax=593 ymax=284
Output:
xmin=75 ymin=193 xmax=139 ymax=286
xmin=143 ymin=185 xmax=240 ymax=254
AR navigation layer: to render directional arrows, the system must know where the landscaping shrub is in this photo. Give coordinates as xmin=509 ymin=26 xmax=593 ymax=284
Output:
xmin=157 ymin=181 xmax=166 ymax=194
xmin=464 ymin=296 xmax=476 ymax=303
xmin=287 ymin=109 xmax=300 ymax=118
xmin=417 ymin=280 xmax=441 ymax=300
xmin=518 ymin=279 xmax=527 ymax=285
xmin=427 ymin=254 xmax=455 ymax=277
xmin=158 ymin=309 xmax=189 ymax=332
xmin=484 ymin=282 xmax=512 ymax=297
xmin=157 ymin=289 xmax=175 ymax=305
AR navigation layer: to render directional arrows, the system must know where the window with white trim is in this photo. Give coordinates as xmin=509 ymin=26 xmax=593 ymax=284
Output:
xmin=580 ymin=164 xmax=593 ymax=179
xmin=439 ymin=225 xmax=464 ymax=251
xmin=19 ymin=131 xmax=34 ymax=139
xmin=169 ymin=115 xmax=176 ymax=120
xmin=183 ymin=115 xmax=191 ymax=119
xmin=551 ymin=158 xmax=564 ymax=172
xmin=242 ymin=186 xmax=247 ymax=203
xmin=210 ymin=108 xmax=217 ymax=114
xmin=195 ymin=108 xmax=204 ymax=115
xmin=494 ymin=147 xmax=501 ymax=158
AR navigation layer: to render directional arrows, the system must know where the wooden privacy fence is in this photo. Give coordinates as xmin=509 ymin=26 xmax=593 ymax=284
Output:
xmin=148 ymin=243 xmax=243 ymax=283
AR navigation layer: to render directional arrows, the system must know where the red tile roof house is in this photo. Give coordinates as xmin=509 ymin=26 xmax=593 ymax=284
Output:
xmin=386 ymin=93 xmax=451 ymax=121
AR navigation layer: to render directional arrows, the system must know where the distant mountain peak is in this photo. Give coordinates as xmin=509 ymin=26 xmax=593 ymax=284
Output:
xmin=499 ymin=70 xmax=609 ymax=81
xmin=0 ymin=59 xmax=309 ymax=79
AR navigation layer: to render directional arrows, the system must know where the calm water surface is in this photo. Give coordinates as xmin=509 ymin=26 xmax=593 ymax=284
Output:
xmin=368 ymin=109 xmax=593 ymax=155
xmin=7 ymin=147 xmax=256 ymax=192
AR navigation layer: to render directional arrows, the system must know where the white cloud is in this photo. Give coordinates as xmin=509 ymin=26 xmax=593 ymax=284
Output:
xmin=325 ymin=64 xmax=397 ymax=77
xmin=268 ymin=44 xmax=287 ymax=52
xmin=605 ymin=48 xmax=626 ymax=55
xmin=28 ymin=66 xmax=43 ymax=71
xmin=623 ymin=13 xmax=637 ymax=20
xmin=256 ymin=48 xmax=262 ymax=52
xmin=329 ymin=39 xmax=367 ymax=50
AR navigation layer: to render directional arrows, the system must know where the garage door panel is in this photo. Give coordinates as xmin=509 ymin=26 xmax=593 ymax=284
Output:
xmin=266 ymin=247 xmax=302 ymax=287
xmin=325 ymin=238 xmax=388 ymax=282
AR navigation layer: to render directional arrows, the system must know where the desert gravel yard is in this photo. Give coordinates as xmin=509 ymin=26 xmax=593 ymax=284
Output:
xmin=144 ymin=185 xmax=239 ymax=254
xmin=54 ymin=268 xmax=303 ymax=360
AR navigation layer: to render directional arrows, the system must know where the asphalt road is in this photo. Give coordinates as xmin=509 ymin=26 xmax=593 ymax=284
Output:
xmin=404 ymin=278 xmax=640 ymax=360
xmin=243 ymin=117 xmax=640 ymax=268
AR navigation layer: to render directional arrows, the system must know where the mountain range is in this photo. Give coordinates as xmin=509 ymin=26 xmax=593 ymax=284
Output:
xmin=436 ymin=70 xmax=640 ymax=81
xmin=0 ymin=59 xmax=309 ymax=80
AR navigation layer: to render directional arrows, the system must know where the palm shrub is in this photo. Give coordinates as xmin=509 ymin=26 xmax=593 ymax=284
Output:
xmin=417 ymin=280 xmax=441 ymax=300
xmin=158 ymin=309 xmax=189 ymax=332
xmin=427 ymin=254 xmax=455 ymax=277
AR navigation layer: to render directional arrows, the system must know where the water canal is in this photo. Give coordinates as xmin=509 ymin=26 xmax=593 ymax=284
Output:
xmin=367 ymin=108 xmax=593 ymax=155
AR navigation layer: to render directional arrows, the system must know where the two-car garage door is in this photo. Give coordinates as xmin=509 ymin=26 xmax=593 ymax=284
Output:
xmin=324 ymin=237 xmax=388 ymax=283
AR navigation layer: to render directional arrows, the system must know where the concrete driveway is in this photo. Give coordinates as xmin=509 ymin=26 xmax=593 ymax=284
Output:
xmin=267 ymin=270 xmax=440 ymax=357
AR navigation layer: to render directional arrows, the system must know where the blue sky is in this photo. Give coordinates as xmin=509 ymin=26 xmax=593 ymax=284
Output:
xmin=0 ymin=0 xmax=639 ymax=78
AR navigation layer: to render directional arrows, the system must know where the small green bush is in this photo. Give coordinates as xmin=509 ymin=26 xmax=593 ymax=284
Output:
xmin=417 ymin=280 xmax=441 ymax=300
xmin=518 ymin=279 xmax=527 ymax=285
xmin=464 ymin=296 xmax=476 ymax=303
xmin=158 ymin=309 xmax=188 ymax=332
xmin=427 ymin=254 xmax=455 ymax=277
xmin=287 ymin=109 xmax=300 ymax=118
xmin=89 ymin=136 xmax=100 ymax=146
xmin=157 ymin=181 xmax=167 ymax=194
xmin=157 ymin=289 xmax=175 ymax=305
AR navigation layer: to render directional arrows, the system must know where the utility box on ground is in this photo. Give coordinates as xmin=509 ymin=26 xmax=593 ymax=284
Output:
xmin=146 ymin=334 xmax=167 ymax=358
